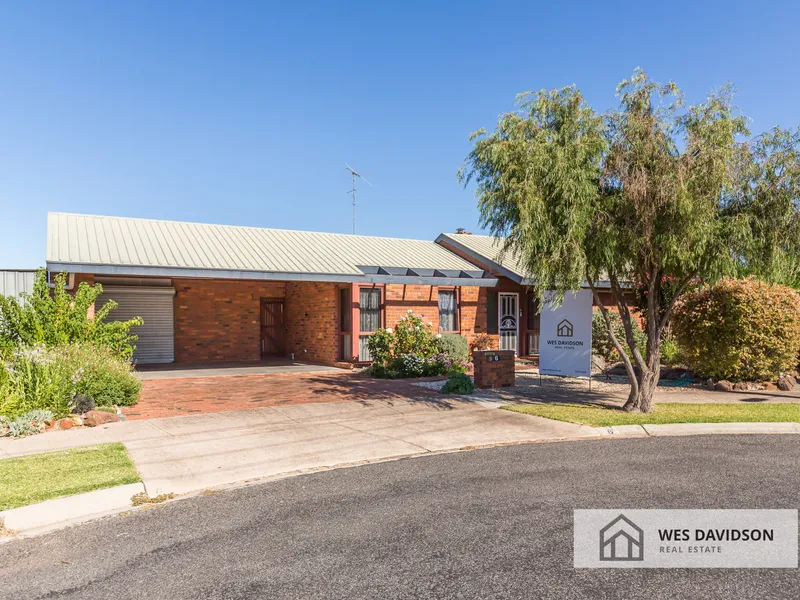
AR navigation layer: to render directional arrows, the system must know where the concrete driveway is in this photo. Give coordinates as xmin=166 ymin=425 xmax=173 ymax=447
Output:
xmin=0 ymin=398 xmax=597 ymax=495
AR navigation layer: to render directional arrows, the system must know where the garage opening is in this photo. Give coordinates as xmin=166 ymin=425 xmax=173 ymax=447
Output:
xmin=99 ymin=285 xmax=176 ymax=364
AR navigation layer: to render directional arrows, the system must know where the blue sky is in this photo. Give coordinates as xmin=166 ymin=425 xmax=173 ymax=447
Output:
xmin=1 ymin=1 xmax=798 ymax=268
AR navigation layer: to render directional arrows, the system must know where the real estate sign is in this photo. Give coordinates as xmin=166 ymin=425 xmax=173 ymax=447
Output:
xmin=538 ymin=289 xmax=593 ymax=378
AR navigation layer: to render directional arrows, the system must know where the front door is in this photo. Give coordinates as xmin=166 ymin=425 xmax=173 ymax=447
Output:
xmin=498 ymin=292 xmax=519 ymax=355
xmin=260 ymin=298 xmax=285 ymax=357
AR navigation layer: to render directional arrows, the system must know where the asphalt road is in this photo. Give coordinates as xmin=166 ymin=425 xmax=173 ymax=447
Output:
xmin=1 ymin=435 xmax=798 ymax=599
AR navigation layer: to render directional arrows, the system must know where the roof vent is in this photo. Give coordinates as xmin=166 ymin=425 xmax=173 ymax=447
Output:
xmin=455 ymin=228 xmax=472 ymax=235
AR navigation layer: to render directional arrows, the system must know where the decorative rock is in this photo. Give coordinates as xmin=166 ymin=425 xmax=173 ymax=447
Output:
xmin=762 ymin=382 xmax=778 ymax=391
xmin=82 ymin=410 xmax=119 ymax=427
xmin=55 ymin=418 xmax=74 ymax=430
xmin=777 ymin=377 xmax=795 ymax=392
xmin=705 ymin=378 xmax=715 ymax=391
xmin=733 ymin=381 xmax=749 ymax=391
xmin=714 ymin=380 xmax=733 ymax=392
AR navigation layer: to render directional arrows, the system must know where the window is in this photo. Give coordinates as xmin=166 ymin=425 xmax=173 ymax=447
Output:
xmin=358 ymin=287 xmax=382 ymax=361
xmin=438 ymin=289 xmax=458 ymax=332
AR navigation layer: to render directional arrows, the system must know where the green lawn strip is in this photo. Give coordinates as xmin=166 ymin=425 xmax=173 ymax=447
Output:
xmin=0 ymin=443 xmax=140 ymax=511
xmin=503 ymin=403 xmax=800 ymax=427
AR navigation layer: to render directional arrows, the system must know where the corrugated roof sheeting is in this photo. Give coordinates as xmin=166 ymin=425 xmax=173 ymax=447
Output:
xmin=437 ymin=233 xmax=528 ymax=279
xmin=47 ymin=213 xmax=483 ymax=277
xmin=0 ymin=270 xmax=36 ymax=298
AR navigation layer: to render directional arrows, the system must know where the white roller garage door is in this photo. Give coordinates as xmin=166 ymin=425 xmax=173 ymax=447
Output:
xmin=99 ymin=286 xmax=175 ymax=364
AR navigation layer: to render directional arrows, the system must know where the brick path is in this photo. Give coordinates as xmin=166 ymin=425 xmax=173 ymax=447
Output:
xmin=124 ymin=371 xmax=440 ymax=420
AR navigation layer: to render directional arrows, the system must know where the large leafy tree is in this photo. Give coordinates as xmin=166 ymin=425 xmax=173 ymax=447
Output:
xmin=460 ymin=69 xmax=800 ymax=412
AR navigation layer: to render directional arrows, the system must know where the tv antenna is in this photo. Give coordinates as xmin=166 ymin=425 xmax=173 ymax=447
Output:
xmin=345 ymin=163 xmax=373 ymax=234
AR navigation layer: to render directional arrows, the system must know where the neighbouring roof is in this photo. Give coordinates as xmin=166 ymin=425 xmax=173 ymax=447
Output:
xmin=0 ymin=269 xmax=37 ymax=298
xmin=436 ymin=233 xmax=613 ymax=288
xmin=46 ymin=213 xmax=496 ymax=286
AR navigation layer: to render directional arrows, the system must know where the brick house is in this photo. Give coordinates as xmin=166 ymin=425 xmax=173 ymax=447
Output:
xmin=46 ymin=213 xmax=497 ymax=366
xmin=435 ymin=232 xmax=629 ymax=359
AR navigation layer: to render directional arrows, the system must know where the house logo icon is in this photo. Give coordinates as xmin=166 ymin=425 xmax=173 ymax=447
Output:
xmin=599 ymin=514 xmax=644 ymax=561
xmin=557 ymin=319 xmax=573 ymax=337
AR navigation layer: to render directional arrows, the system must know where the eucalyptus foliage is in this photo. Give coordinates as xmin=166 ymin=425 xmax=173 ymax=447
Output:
xmin=461 ymin=69 xmax=800 ymax=412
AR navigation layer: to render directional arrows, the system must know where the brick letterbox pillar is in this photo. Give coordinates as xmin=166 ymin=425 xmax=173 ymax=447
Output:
xmin=473 ymin=350 xmax=515 ymax=389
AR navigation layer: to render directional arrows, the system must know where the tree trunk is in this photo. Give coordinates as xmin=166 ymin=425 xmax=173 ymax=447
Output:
xmin=623 ymin=329 xmax=662 ymax=413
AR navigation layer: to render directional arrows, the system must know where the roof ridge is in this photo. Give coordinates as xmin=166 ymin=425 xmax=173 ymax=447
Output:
xmin=48 ymin=212 xmax=443 ymax=245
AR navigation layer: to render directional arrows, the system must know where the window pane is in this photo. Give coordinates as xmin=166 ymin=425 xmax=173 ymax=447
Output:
xmin=438 ymin=290 xmax=457 ymax=331
xmin=359 ymin=288 xmax=381 ymax=333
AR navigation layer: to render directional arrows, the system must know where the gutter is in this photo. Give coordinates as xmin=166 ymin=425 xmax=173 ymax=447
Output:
xmin=46 ymin=262 xmax=499 ymax=288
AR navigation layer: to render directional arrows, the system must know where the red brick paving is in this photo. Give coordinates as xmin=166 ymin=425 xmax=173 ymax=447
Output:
xmin=124 ymin=371 xmax=440 ymax=420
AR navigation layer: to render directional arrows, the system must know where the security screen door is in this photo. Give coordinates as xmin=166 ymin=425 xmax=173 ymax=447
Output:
xmin=498 ymin=292 xmax=519 ymax=355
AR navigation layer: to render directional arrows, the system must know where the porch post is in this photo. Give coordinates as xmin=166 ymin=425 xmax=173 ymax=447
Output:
xmin=350 ymin=283 xmax=360 ymax=360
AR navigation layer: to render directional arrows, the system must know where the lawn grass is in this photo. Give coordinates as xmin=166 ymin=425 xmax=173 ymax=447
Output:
xmin=503 ymin=402 xmax=800 ymax=427
xmin=0 ymin=443 xmax=140 ymax=511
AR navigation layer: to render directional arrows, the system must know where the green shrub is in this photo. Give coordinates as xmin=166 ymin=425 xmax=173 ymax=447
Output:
xmin=673 ymin=278 xmax=800 ymax=381
xmin=437 ymin=334 xmax=469 ymax=361
xmin=64 ymin=343 xmax=141 ymax=407
xmin=440 ymin=372 xmax=475 ymax=395
xmin=0 ymin=343 xmax=141 ymax=419
xmin=0 ymin=345 xmax=75 ymax=418
xmin=0 ymin=270 xmax=142 ymax=359
xmin=592 ymin=311 xmax=647 ymax=363
xmin=659 ymin=336 xmax=684 ymax=367
xmin=366 ymin=329 xmax=393 ymax=365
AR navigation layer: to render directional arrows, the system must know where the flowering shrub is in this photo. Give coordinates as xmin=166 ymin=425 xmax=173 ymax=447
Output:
xmin=0 ymin=343 xmax=141 ymax=419
xmin=365 ymin=312 xmax=471 ymax=378
xmin=392 ymin=312 xmax=440 ymax=358
xmin=367 ymin=312 xmax=440 ymax=365
xmin=673 ymin=278 xmax=800 ymax=381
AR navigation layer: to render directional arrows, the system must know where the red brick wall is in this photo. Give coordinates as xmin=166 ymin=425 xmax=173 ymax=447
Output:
xmin=173 ymin=278 xmax=285 ymax=363
xmin=284 ymin=281 xmax=340 ymax=365
xmin=384 ymin=284 xmax=481 ymax=339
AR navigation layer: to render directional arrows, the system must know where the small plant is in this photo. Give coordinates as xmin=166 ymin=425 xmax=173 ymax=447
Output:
xmin=440 ymin=372 xmax=475 ymax=395
xmin=131 ymin=492 xmax=175 ymax=506
xmin=437 ymin=334 xmax=469 ymax=361
xmin=0 ymin=409 xmax=54 ymax=438
xmin=659 ymin=336 xmax=684 ymax=367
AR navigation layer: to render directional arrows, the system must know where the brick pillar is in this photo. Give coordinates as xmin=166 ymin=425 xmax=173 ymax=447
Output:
xmin=473 ymin=350 xmax=515 ymax=389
